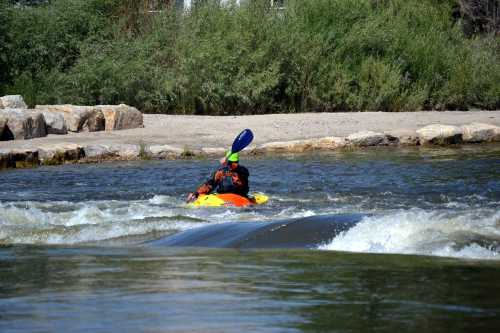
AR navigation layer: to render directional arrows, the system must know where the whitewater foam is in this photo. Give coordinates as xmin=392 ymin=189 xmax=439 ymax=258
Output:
xmin=0 ymin=196 xmax=318 ymax=245
xmin=0 ymin=199 xmax=209 ymax=245
xmin=319 ymin=208 xmax=500 ymax=260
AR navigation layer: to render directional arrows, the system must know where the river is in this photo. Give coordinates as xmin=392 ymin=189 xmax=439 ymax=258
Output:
xmin=1 ymin=145 xmax=499 ymax=332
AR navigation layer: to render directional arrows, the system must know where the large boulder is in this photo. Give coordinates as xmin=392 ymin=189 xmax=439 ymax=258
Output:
xmin=96 ymin=104 xmax=144 ymax=131
xmin=417 ymin=124 xmax=463 ymax=145
xmin=0 ymin=95 xmax=28 ymax=109
xmin=37 ymin=110 xmax=67 ymax=135
xmin=461 ymin=123 xmax=500 ymax=143
xmin=346 ymin=131 xmax=388 ymax=146
xmin=35 ymin=105 xmax=105 ymax=132
xmin=0 ymin=109 xmax=47 ymax=140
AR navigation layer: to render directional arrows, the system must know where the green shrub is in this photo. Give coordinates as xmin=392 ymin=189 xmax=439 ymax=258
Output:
xmin=1 ymin=0 xmax=499 ymax=112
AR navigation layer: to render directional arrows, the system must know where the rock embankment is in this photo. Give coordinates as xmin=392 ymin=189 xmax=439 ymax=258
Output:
xmin=1 ymin=121 xmax=499 ymax=170
xmin=0 ymin=95 xmax=144 ymax=142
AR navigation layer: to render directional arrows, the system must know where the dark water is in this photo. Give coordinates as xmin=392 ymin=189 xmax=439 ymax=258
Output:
xmin=1 ymin=145 xmax=500 ymax=332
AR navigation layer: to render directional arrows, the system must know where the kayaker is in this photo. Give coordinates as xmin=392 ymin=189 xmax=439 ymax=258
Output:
xmin=187 ymin=151 xmax=249 ymax=202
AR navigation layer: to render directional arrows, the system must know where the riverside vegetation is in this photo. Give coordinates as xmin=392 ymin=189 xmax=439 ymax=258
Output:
xmin=0 ymin=0 xmax=499 ymax=114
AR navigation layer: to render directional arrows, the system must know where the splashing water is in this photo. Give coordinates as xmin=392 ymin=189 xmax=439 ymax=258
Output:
xmin=319 ymin=208 xmax=500 ymax=259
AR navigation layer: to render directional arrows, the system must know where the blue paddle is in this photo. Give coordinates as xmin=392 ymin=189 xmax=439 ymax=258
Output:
xmin=230 ymin=128 xmax=254 ymax=154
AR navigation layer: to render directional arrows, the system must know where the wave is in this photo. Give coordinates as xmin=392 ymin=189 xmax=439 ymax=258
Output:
xmin=150 ymin=213 xmax=364 ymax=248
xmin=2 ymin=195 xmax=499 ymax=262
xmin=319 ymin=208 xmax=500 ymax=260
xmin=0 ymin=198 xmax=208 ymax=245
xmin=0 ymin=196 xmax=336 ymax=245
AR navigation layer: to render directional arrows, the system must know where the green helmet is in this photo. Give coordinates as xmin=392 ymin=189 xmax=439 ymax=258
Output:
xmin=225 ymin=151 xmax=239 ymax=162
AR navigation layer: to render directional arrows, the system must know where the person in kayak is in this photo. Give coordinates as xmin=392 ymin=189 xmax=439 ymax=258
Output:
xmin=187 ymin=151 xmax=249 ymax=202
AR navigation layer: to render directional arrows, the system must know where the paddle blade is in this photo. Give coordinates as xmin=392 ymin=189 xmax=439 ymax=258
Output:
xmin=231 ymin=129 xmax=254 ymax=153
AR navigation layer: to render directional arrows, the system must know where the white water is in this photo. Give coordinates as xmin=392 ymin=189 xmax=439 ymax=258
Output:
xmin=2 ymin=196 xmax=500 ymax=261
xmin=0 ymin=196 xmax=308 ymax=245
xmin=0 ymin=198 xmax=201 ymax=245
xmin=319 ymin=208 xmax=500 ymax=260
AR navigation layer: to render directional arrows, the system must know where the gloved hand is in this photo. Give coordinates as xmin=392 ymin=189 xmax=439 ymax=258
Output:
xmin=215 ymin=170 xmax=224 ymax=182
xmin=186 ymin=192 xmax=198 ymax=203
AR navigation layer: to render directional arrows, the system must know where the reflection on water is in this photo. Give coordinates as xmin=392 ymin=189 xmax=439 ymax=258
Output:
xmin=1 ymin=246 xmax=500 ymax=333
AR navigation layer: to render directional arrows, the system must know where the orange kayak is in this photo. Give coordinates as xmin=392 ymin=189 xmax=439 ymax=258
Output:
xmin=190 ymin=193 xmax=269 ymax=207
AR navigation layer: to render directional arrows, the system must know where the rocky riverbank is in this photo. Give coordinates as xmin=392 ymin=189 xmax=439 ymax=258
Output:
xmin=1 ymin=109 xmax=500 ymax=170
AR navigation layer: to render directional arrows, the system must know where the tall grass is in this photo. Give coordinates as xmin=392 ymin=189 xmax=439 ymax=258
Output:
xmin=1 ymin=0 xmax=499 ymax=112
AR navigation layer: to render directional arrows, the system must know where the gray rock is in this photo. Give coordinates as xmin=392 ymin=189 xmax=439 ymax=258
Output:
xmin=461 ymin=123 xmax=500 ymax=143
xmin=201 ymin=147 xmax=226 ymax=156
xmin=149 ymin=145 xmax=184 ymax=159
xmin=256 ymin=137 xmax=346 ymax=153
xmin=28 ymin=111 xmax=47 ymax=138
xmin=0 ymin=95 xmax=28 ymax=109
xmin=83 ymin=144 xmax=140 ymax=160
xmin=96 ymin=104 xmax=144 ymax=131
xmin=35 ymin=105 xmax=105 ymax=132
xmin=417 ymin=124 xmax=463 ymax=145
xmin=37 ymin=143 xmax=83 ymax=163
xmin=83 ymin=145 xmax=117 ymax=159
xmin=113 ymin=144 xmax=141 ymax=159
xmin=257 ymin=140 xmax=314 ymax=153
xmin=0 ymin=108 xmax=47 ymax=140
xmin=38 ymin=111 xmax=67 ymax=135
xmin=346 ymin=131 xmax=387 ymax=146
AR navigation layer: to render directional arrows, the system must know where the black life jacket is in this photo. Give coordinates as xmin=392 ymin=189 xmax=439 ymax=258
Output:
xmin=215 ymin=165 xmax=249 ymax=196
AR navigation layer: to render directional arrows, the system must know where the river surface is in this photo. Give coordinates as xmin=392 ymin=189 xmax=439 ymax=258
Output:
xmin=1 ymin=145 xmax=499 ymax=332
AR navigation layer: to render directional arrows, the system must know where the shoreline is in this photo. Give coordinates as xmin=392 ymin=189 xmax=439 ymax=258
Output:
xmin=1 ymin=111 xmax=500 ymax=169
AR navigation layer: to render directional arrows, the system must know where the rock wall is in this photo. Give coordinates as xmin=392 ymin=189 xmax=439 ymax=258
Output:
xmin=0 ymin=95 xmax=141 ymax=142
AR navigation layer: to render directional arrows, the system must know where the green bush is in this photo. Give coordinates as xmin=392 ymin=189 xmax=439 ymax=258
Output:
xmin=1 ymin=0 xmax=499 ymax=112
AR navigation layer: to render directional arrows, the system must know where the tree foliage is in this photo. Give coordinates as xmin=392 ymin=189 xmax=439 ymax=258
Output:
xmin=1 ymin=0 xmax=499 ymax=112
